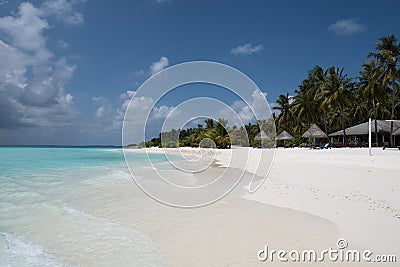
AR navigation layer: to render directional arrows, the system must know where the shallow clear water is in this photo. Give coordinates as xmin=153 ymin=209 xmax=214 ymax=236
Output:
xmin=0 ymin=147 xmax=168 ymax=266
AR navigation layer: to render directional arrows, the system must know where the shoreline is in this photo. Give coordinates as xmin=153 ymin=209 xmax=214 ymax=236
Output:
xmin=124 ymin=146 xmax=400 ymax=258
xmin=2 ymin=147 xmax=398 ymax=266
xmin=76 ymin=149 xmax=341 ymax=266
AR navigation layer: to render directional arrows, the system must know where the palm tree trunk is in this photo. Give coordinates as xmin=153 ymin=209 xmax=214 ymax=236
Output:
xmin=338 ymin=103 xmax=346 ymax=145
xmin=323 ymin=107 xmax=329 ymax=142
xmin=373 ymin=98 xmax=379 ymax=145
xmin=390 ymin=74 xmax=396 ymax=147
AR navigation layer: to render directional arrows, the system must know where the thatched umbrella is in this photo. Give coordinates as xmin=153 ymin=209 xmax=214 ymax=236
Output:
xmin=254 ymin=130 xmax=271 ymax=140
xmin=275 ymin=130 xmax=294 ymax=146
xmin=302 ymin=124 xmax=327 ymax=147
xmin=254 ymin=130 xmax=272 ymax=148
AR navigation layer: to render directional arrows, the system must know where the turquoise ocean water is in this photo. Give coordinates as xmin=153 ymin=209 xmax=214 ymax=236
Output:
xmin=0 ymin=147 xmax=168 ymax=266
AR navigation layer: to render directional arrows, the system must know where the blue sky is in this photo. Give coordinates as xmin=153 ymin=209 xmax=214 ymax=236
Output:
xmin=0 ymin=0 xmax=399 ymax=145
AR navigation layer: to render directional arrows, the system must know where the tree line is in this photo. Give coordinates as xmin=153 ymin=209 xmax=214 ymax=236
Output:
xmin=138 ymin=118 xmax=275 ymax=149
xmin=138 ymin=35 xmax=399 ymax=148
xmin=274 ymin=35 xmax=399 ymax=146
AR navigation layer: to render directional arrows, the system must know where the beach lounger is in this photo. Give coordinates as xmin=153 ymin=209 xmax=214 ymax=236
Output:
xmin=383 ymin=145 xmax=400 ymax=150
xmin=320 ymin=143 xmax=330 ymax=149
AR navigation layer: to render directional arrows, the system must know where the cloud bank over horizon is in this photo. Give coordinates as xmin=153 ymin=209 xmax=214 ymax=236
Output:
xmin=0 ymin=1 xmax=85 ymax=130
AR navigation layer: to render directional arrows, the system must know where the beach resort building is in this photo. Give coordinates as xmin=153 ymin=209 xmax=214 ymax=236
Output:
xmin=329 ymin=120 xmax=400 ymax=147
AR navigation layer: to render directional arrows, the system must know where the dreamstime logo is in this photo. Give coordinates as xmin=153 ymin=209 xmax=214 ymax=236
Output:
xmin=122 ymin=61 xmax=276 ymax=208
xmin=336 ymin=238 xmax=348 ymax=249
xmin=257 ymin=238 xmax=397 ymax=263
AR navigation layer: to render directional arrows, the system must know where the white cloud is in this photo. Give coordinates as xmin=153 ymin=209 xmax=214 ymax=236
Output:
xmin=95 ymin=106 xmax=105 ymax=118
xmin=114 ymin=88 xmax=272 ymax=144
xmin=116 ymin=90 xmax=177 ymax=143
xmin=92 ymin=96 xmax=111 ymax=119
xmin=116 ymin=90 xmax=173 ymax=122
xmin=237 ymin=105 xmax=253 ymax=123
xmin=0 ymin=3 xmax=48 ymax=52
xmin=41 ymin=0 xmax=86 ymax=26
xmin=133 ymin=56 xmax=170 ymax=80
xmin=0 ymin=2 xmax=79 ymax=128
xmin=220 ymin=90 xmax=271 ymax=125
xmin=246 ymin=90 xmax=270 ymax=120
xmin=56 ymin=39 xmax=69 ymax=49
xmin=328 ymin=19 xmax=366 ymax=35
xmin=231 ymin=43 xmax=263 ymax=55
xmin=119 ymin=90 xmax=136 ymax=99
xmin=0 ymin=0 xmax=8 ymax=6
xmin=132 ymin=70 xmax=145 ymax=77
xmin=92 ymin=96 xmax=108 ymax=104
xmin=150 ymin=56 xmax=169 ymax=75
xmin=90 ymin=90 xmax=175 ymax=140
xmin=151 ymin=105 xmax=175 ymax=120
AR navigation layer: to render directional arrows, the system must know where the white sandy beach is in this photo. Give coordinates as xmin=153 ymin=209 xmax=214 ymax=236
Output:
xmin=218 ymin=147 xmax=400 ymax=256
xmin=113 ymin=147 xmax=400 ymax=266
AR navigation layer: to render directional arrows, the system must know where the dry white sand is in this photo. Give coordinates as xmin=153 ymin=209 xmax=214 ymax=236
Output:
xmin=215 ymin=147 xmax=400 ymax=257
xmin=116 ymin=147 xmax=400 ymax=266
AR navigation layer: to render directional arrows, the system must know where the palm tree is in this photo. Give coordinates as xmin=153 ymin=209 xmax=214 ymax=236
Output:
xmin=358 ymin=60 xmax=387 ymax=145
xmin=205 ymin=118 xmax=214 ymax=129
xmin=273 ymin=93 xmax=292 ymax=132
xmin=142 ymin=35 xmax=399 ymax=149
xmin=245 ymin=123 xmax=261 ymax=147
xmin=310 ymin=66 xmax=330 ymax=141
xmin=214 ymin=118 xmax=230 ymax=148
xmin=216 ymin=118 xmax=228 ymax=136
xmin=369 ymin=35 xmax=400 ymax=146
xmin=291 ymin=75 xmax=322 ymax=140
xmin=322 ymin=67 xmax=353 ymax=144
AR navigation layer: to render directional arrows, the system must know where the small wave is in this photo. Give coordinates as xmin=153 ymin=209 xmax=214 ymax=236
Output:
xmin=62 ymin=206 xmax=96 ymax=220
xmin=60 ymin=206 xmax=166 ymax=266
xmin=0 ymin=232 xmax=69 ymax=267
xmin=61 ymin=206 xmax=154 ymax=245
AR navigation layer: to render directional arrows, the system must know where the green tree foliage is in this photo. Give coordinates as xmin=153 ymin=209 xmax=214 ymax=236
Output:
xmin=140 ymin=118 xmax=275 ymax=149
xmin=273 ymin=35 xmax=399 ymax=145
xmin=140 ymin=36 xmax=399 ymax=147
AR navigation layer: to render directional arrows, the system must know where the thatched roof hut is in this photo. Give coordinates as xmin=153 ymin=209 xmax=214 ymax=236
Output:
xmin=254 ymin=130 xmax=272 ymax=141
xmin=275 ymin=130 xmax=294 ymax=141
xmin=302 ymin=124 xmax=327 ymax=139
